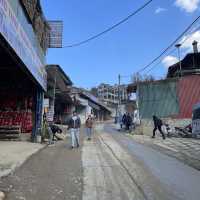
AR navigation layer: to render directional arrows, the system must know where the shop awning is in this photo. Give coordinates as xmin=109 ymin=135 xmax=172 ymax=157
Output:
xmin=46 ymin=65 xmax=72 ymax=93
xmin=76 ymin=97 xmax=88 ymax=106
xmin=88 ymin=101 xmax=100 ymax=110
xmin=56 ymin=92 xmax=73 ymax=104
xmin=80 ymin=91 xmax=111 ymax=113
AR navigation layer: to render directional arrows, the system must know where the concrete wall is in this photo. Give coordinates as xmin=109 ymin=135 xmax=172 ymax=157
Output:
xmin=139 ymin=118 xmax=191 ymax=136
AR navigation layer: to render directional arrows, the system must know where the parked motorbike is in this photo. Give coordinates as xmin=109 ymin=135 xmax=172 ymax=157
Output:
xmin=163 ymin=123 xmax=192 ymax=138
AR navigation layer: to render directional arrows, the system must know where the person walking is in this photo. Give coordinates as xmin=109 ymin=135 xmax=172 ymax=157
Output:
xmin=118 ymin=113 xmax=123 ymax=131
xmin=85 ymin=115 xmax=93 ymax=140
xmin=68 ymin=111 xmax=81 ymax=148
xmin=152 ymin=115 xmax=165 ymax=140
xmin=126 ymin=113 xmax=133 ymax=131
xmin=122 ymin=113 xmax=127 ymax=130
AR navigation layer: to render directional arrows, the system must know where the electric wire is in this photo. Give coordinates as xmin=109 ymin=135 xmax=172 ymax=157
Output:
xmin=146 ymin=49 xmax=177 ymax=74
xmin=117 ymin=22 xmax=200 ymax=84
xmin=137 ymin=15 xmax=200 ymax=73
xmin=145 ymin=24 xmax=200 ymax=74
xmin=62 ymin=0 xmax=153 ymax=48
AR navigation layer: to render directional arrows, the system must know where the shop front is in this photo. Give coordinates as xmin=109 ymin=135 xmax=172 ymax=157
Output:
xmin=0 ymin=36 xmax=44 ymax=140
xmin=0 ymin=0 xmax=48 ymax=141
xmin=46 ymin=65 xmax=73 ymax=125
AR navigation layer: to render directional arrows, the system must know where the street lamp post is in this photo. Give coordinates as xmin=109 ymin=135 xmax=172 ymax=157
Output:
xmin=175 ymin=43 xmax=182 ymax=77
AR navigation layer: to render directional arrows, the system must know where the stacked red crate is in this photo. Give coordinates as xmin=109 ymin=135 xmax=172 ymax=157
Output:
xmin=0 ymin=111 xmax=33 ymax=133
xmin=21 ymin=111 xmax=33 ymax=133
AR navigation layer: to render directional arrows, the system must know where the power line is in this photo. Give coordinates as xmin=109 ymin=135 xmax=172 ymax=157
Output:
xmin=137 ymin=15 xmax=200 ymax=73
xmin=146 ymin=49 xmax=177 ymax=74
xmin=63 ymin=0 xmax=153 ymax=48
xmin=145 ymin=24 xmax=200 ymax=74
xmin=118 ymin=22 xmax=200 ymax=83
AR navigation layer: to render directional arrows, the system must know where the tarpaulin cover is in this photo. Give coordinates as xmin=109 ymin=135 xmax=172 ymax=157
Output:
xmin=138 ymin=79 xmax=179 ymax=119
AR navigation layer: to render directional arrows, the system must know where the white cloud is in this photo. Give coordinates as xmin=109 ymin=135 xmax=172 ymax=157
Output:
xmin=155 ymin=7 xmax=167 ymax=14
xmin=180 ymin=30 xmax=200 ymax=52
xmin=162 ymin=31 xmax=200 ymax=69
xmin=175 ymin=0 xmax=200 ymax=13
xmin=162 ymin=56 xmax=179 ymax=68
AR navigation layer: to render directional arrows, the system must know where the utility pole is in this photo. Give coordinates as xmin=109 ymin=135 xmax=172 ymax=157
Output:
xmin=117 ymin=74 xmax=121 ymax=117
xmin=118 ymin=74 xmax=121 ymax=105
xmin=52 ymin=71 xmax=57 ymax=123
xmin=175 ymin=44 xmax=182 ymax=77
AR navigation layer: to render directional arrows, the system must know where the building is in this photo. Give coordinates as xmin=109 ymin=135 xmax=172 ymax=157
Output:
xmin=71 ymin=88 xmax=111 ymax=122
xmin=97 ymin=84 xmax=118 ymax=105
xmin=167 ymin=41 xmax=200 ymax=78
xmin=96 ymin=83 xmax=128 ymax=106
xmin=45 ymin=65 xmax=73 ymax=124
xmin=0 ymin=0 xmax=49 ymax=141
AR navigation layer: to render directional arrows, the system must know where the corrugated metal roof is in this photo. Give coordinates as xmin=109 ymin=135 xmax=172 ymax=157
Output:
xmin=80 ymin=91 xmax=111 ymax=113
xmin=177 ymin=75 xmax=200 ymax=118
xmin=46 ymin=65 xmax=73 ymax=90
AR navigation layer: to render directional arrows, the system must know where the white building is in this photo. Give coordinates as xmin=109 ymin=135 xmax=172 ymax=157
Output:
xmin=97 ymin=83 xmax=128 ymax=106
xmin=71 ymin=87 xmax=111 ymax=122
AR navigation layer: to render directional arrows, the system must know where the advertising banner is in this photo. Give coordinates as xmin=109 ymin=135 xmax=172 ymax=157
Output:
xmin=48 ymin=20 xmax=63 ymax=48
xmin=47 ymin=105 xmax=54 ymax=122
xmin=0 ymin=0 xmax=47 ymax=90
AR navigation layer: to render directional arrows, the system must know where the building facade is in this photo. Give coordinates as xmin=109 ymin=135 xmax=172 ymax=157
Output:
xmin=97 ymin=83 xmax=128 ymax=106
xmin=71 ymin=88 xmax=111 ymax=122
xmin=45 ymin=65 xmax=73 ymax=125
xmin=0 ymin=0 xmax=49 ymax=141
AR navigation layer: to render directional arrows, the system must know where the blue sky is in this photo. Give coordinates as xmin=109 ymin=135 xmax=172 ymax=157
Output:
xmin=41 ymin=0 xmax=200 ymax=88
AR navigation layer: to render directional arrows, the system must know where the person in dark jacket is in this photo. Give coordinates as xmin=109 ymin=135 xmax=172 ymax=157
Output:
xmin=152 ymin=115 xmax=165 ymax=139
xmin=50 ymin=124 xmax=62 ymax=141
xmin=126 ymin=113 xmax=133 ymax=131
xmin=68 ymin=111 xmax=81 ymax=148
xmin=122 ymin=114 xmax=127 ymax=129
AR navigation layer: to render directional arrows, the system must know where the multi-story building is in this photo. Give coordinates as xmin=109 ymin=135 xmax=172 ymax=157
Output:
xmin=97 ymin=84 xmax=118 ymax=105
xmin=97 ymin=83 xmax=128 ymax=106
